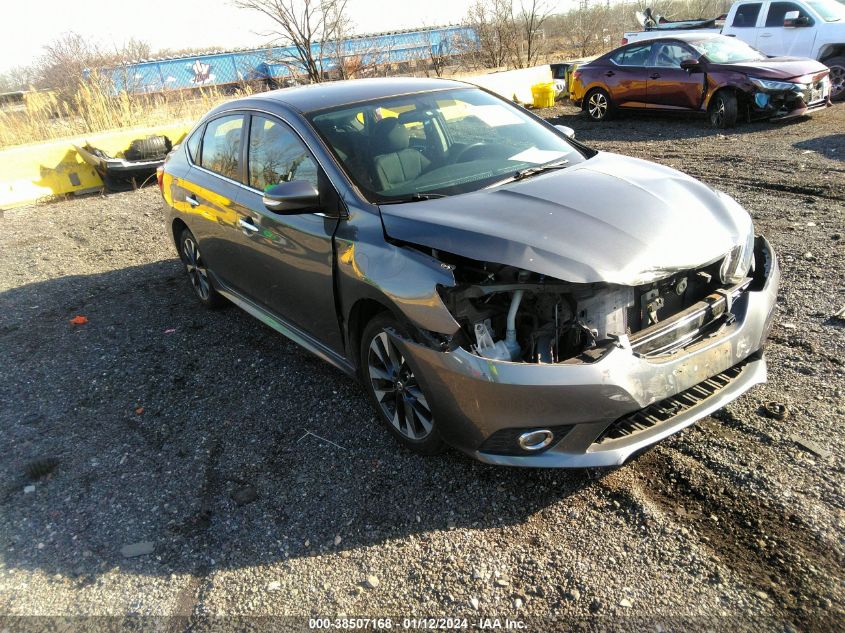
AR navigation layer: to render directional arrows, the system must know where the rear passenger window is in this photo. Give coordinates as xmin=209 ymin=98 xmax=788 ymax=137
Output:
xmin=610 ymin=43 xmax=652 ymax=66
xmin=765 ymin=2 xmax=812 ymax=26
xmin=732 ymin=3 xmax=762 ymax=27
xmin=185 ymin=127 xmax=202 ymax=162
xmin=200 ymin=115 xmax=243 ymax=181
xmin=247 ymin=116 xmax=319 ymax=192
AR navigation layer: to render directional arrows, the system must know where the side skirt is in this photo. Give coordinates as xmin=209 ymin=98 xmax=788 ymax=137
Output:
xmin=213 ymin=276 xmax=356 ymax=377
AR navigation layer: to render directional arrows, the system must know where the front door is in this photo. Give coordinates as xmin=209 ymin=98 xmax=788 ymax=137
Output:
xmin=231 ymin=113 xmax=344 ymax=353
xmin=756 ymin=1 xmax=817 ymax=56
xmin=646 ymin=41 xmax=707 ymax=110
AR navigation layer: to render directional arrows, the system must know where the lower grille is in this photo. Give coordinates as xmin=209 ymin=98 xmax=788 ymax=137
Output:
xmin=593 ymin=356 xmax=754 ymax=445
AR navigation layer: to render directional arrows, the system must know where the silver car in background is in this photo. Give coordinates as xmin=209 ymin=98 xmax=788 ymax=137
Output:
xmin=160 ymin=78 xmax=779 ymax=467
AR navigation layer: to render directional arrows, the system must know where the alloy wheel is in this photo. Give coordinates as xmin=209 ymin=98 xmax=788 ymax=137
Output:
xmin=712 ymin=98 xmax=726 ymax=127
xmin=830 ymin=65 xmax=844 ymax=100
xmin=588 ymin=92 xmax=608 ymax=120
xmin=367 ymin=331 xmax=433 ymax=440
xmin=182 ymin=237 xmax=211 ymax=301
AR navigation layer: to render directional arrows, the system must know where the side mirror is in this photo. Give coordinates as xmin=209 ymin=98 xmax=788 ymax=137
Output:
xmin=262 ymin=181 xmax=321 ymax=214
xmin=555 ymin=124 xmax=576 ymax=139
xmin=783 ymin=10 xmax=810 ymax=26
xmin=680 ymin=58 xmax=701 ymax=72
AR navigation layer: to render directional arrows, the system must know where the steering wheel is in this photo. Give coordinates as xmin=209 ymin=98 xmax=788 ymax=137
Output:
xmin=452 ymin=142 xmax=491 ymax=163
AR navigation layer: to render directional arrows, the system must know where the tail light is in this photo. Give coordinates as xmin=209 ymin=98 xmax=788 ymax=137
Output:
xmin=156 ymin=166 xmax=164 ymax=192
xmin=573 ymin=70 xmax=582 ymax=81
xmin=621 ymin=37 xmax=628 ymax=45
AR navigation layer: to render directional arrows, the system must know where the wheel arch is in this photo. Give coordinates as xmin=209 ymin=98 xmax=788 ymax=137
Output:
xmin=171 ymin=218 xmax=189 ymax=253
xmin=582 ymin=84 xmax=610 ymax=110
xmin=819 ymin=44 xmax=845 ymax=62
xmin=346 ymin=297 xmax=394 ymax=371
xmin=705 ymin=85 xmax=744 ymax=112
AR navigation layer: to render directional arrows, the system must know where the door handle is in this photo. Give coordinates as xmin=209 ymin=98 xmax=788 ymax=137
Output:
xmin=650 ymin=73 xmax=661 ymax=79
xmin=759 ymin=32 xmax=773 ymax=37
xmin=239 ymin=218 xmax=259 ymax=233
xmin=605 ymin=71 xmax=615 ymax=77
xmin=186 ymin=195 xmax=200 ymax=208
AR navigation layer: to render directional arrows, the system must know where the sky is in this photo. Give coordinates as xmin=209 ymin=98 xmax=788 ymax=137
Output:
xmin=0 ymin=0 xmax=484 ymax=74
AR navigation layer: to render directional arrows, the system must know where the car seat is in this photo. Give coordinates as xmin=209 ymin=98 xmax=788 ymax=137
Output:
xmin=370 ymin=118 xmax=430 ymax=191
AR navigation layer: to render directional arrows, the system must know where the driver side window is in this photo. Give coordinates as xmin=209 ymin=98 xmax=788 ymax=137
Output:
xmin=651 ymin=43 xmax=696 ymax=68
xmin=765 ymin=2 xmax=812 ymax=26
xmin=247 ymin=115 xmax=318 ymax=192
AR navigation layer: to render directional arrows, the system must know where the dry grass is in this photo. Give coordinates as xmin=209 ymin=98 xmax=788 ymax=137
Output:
xmin=0 ymin=76 xmax=253 ymax=148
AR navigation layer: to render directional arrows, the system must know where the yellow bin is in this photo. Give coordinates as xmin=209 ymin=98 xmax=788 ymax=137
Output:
xmin=531 ymin=82 xmax=556 ymax=108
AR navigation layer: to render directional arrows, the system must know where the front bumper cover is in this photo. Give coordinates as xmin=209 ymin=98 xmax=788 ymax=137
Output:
xmin=391 ymin=237 xmax=780 ymax=468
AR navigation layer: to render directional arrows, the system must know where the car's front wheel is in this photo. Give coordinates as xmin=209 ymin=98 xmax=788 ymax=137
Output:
xmin=709 ymin=90 xmax=738 ymax=129
xmin=360 ymin=313 xmax=444 ymax=455
xmin=179 ymin=228 xmax=225 ymax=308
xmin=584 ymin=88 xmax=613 ymax=121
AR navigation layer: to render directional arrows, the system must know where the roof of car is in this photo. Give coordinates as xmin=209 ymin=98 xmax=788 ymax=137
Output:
xmin=244 ymin=77 xmax=472 ymax=113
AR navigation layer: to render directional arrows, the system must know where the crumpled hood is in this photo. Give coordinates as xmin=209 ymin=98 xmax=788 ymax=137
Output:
xmin=378 ymin=152 xmax=752 ymax=286
xmin=710 ymin=56 xmax=829 ymax=80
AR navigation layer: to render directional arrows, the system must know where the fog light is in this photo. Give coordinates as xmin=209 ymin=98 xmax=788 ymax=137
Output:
xmin=754 ymin=92 xmax=770 ymax=108
xmin=518 ymin=429 xmax=554 ymax=451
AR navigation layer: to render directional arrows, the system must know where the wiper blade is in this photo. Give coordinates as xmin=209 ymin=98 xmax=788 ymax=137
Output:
xmin=377 ymin=192 xmax=447 ymax=204
xmin=486 ymin=159 xmax=570 ymax=189
xmin=512 ymin=159 xmax=570 ymax=181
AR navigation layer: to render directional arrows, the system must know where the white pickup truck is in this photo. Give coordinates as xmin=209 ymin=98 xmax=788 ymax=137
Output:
xmin=623 ymin=0 xmax=845 ymax=99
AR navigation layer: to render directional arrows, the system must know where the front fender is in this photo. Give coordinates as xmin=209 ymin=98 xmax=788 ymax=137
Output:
xmin=334 ymin=207 xmax=461 ymax=356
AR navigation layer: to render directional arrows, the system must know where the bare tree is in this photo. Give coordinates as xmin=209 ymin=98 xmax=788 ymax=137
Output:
xmin=462 ymin=0 xmax=520 ymax=69
xmin=517 ymin=0 xmax=552 ymax=67
xmin=36 ymin=32 xmax=108 ymax=96
xmin=232 ymin=0 xmax=351 ymax=83
xmin=0 ymin=66 xmax=38 ymax=92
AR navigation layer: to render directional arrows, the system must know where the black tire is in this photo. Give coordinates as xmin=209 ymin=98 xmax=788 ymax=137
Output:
xmin=584 ymin=88 xmax=614 ymax=121
xmin=178 ymin=228 xmax=225 ymax=308
xmin=709 ymin=90 xmax=738 ymax=129
xmin=360 ymin=313 xmax=444 ymax=455
xmin=822 ymin=56 xmax=845 ymax=102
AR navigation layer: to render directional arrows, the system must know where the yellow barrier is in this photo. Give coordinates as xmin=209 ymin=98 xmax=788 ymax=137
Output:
xmin=0 ymin=121 xmax=193 ymax=210
xmin=454 ymin=65 xmax=554 ymax=106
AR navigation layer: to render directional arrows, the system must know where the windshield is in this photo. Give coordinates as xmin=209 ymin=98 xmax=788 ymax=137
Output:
xmin=691 ymin=36 xmax=767 ymax=63
xmin=307 ymin=87 xmax=585 ymax=203
xmin=808 ymin=0 xmax=844 ymax=21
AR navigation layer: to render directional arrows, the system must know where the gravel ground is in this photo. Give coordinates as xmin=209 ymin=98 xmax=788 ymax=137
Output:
xmin=1 ymin=103 xmax=843 ymax=632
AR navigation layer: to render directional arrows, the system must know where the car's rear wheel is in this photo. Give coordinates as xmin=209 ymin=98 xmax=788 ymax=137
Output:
xmin=179 ymin=228 xmax=225 ymax=308
xmin=822 ymin=56 xmax=845 ymax=102
xmin=709 ymin=90 xmax=738 ymax=129
xmin=584 ymin=88 xmax=613 ymax=121
xmin=360 ymin=313 xmax=444 ymax=455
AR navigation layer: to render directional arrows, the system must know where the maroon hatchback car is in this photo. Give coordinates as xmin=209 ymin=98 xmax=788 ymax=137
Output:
xmin=569 ymin=33 xmax=831 ymax=128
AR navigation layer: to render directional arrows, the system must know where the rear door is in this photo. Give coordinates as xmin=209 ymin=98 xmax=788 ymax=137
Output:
xmin=756 ymin=1 xmax=818 ymax=56
xmin=645 ymin=40 xmax=707 ymax=109
xmin=605 ymin=43 xmax=652 ymax=108
xmin=183 ymin=112 xmax=249 ymax=293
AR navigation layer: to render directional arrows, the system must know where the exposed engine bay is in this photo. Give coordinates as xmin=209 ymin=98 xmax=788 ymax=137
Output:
xmin=434 ymin=251 xmax=742 ymax=364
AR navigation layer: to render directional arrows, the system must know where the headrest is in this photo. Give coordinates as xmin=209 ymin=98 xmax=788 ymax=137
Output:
xmin=372 ymin=118 xmax=409 ymax=155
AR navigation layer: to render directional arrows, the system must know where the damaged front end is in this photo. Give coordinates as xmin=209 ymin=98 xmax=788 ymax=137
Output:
xmin=435 ymin=252 xmax=748 ymax=365
xmin=747 ymin=73 xmax=832 ymax=121
xmin=388 ymin=237 xmax=779 ymax=467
